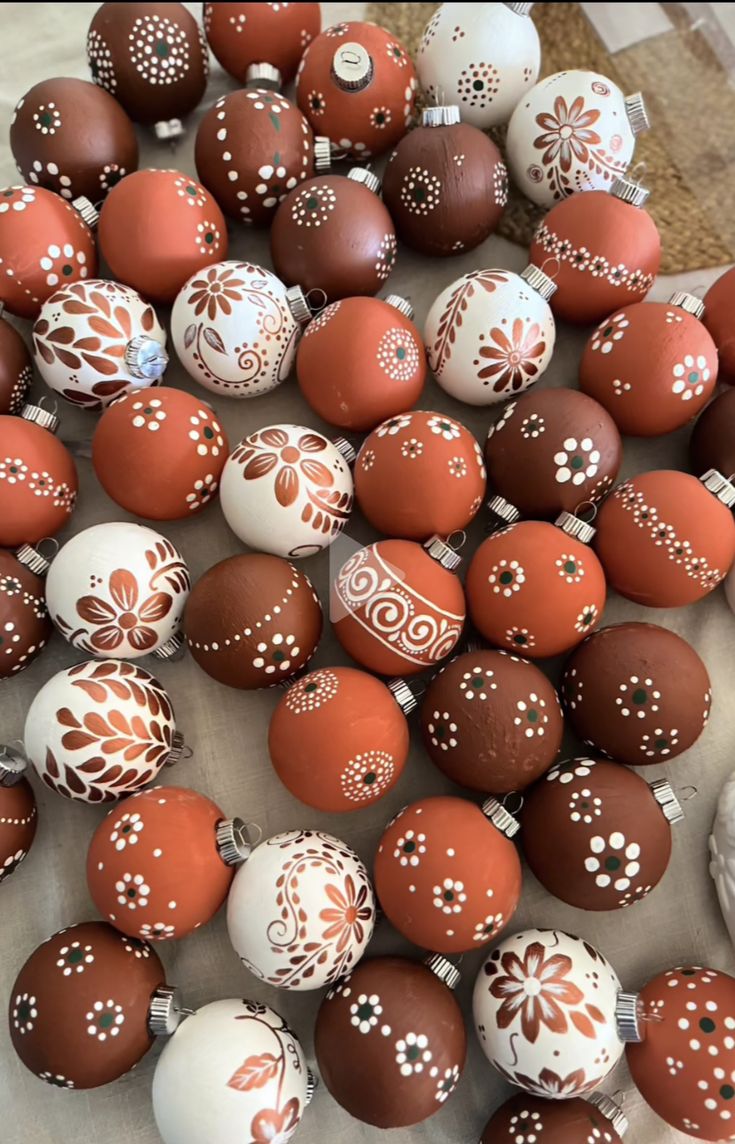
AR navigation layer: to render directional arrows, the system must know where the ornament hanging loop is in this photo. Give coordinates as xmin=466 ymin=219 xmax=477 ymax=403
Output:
xmin=243 ymin=821 xmax=263 ymax=847
xmin=305 ymin=287 xmax=328 ymax=315
xmin=677 ymin=785 xmax=699 ymax=802
xmin=573 ymin=500 xmax=598 ymax=524
xmin=540 ymin=256 xmax=560 ymax=281
xmin=446 ymin=530 xmax=467 ymax=553
xmin=502 ymin=791 xmax=524 ymax=818
xmin=629 ymin=159 xmax=648 ymax=183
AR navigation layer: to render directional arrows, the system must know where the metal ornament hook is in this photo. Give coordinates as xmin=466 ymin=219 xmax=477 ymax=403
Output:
xmin=677 ymin=785 xmax=699 ymax=802
xmin=305 ymin=287 xmax=328 ymax=315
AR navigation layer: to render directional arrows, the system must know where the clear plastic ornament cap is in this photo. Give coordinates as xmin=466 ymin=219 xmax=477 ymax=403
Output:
xmin=424 ymin=952 xmax=461 ymax=990
xmin=615 ymin=990 xmax=643 ymax=1043
xmin=216 ymin=818 xmax=253 ymax=866
xmin=422 ymin=105 xmax=461 ymax=128
xmin=149 ymin=984 xmax=184 ymax=1037
xmin=331 ymin=42 xmax=374 ymax=91
xmin=701 ymin=468 xmax=735 ymax=509
xmin=482 ymin=796 xmax=521 ymax=839
xmin=347 ymin=167 xmax=381 ymax=195
xmin=387 ymin=677 xmax=419 ymax=716
xmin=125 ymin=335 xmax=169 ymax=383
xmin=589 ymin=1092 xmax=629 ymax=1137
xmin=0 ymin=744 xmax=28 ymax=787
xmin=245 ymin=62 xmax=282 ymax=91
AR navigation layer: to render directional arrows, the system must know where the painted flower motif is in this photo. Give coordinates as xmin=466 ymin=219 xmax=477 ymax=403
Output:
xmin=188 ymin=410 xmax=225 ymax=458
xmin=116 ymin=872 xmax=150 ymax=909
xmin=477 ymin=320 xmax=547 ymax=394
xmin=489 ymin=940 xmax=584 ymax=1042
xmin=0 ymin=459 xmax=27 ymax=484
xmin=568 ymin=245 xmax=591 ymax=271
xmin=307 ymin=90 xmax=326 ymax=115
xmin=195 ymin=220 xmax=221 ymax=254
xmin=0 ymin=575 xmax=22 ymax=596
xmin=400 ymin=166 xmax=441 ymax=215
xmin=110 ymin=811 xmax=143 ymax=851
xmin=432 ymin=877 xmax=467 ymax=914
xmin=395 ymin=1032 xmax=432 ymax=1075
xmin=39 ymin=241 xmax=88 ymax=288
xmin=185 ymin=473 xmax=218 ymax=510
xmin=285 ymin=669 xmax=340 ymax=714
xmin=534 ymin=95 xmax=601 ymax=170
xmin=188 ymin=265 xmax=246 ymax=320
xmin=252 ymin=633 xmax=300 ymax=675
xmin=76 ymin=568 xmax=171 ymax=653
xmin=131 ymin=398 xmax=166 ymax=431
xmin=672 ymin=354 xmax=710 ymax=400
xmin=574 ymin=604 xmax=598 ymax=633
xmin=325 ymin=22 xmax=349 ymax=37
xmin=39 ymin=1072 xmax=75 ymax=1089
xmin=139 ymin=921 xmax=176 ymax=940
xmin=56 ymin=941 xmax=94 ymax=976
xmin=425 ymin=416 xmax=458 ymax=441
xmin=591 ymin=312 xmax=629 ymax=354
xmin=124 ymin=938 xmax=151 ymax=958
xmin=174 ymin=176 xmax=207 ymax=208
xmin=554 ymin=437 xmax=600 ymax=485
xmin=547 ymin=759 xmax=592 ymax=785
xmin=319 ymin=874 xmax=373 ymax=952
xmin=12 ymin=992 xmax=37 ymax=1034
xmin=555 ymin=553 xmax=584 ymax=584
xmin=426 ymin=710 xmax=458 ymax=751
xmin=521 ymin=414 xmax=545 ymax=439
xmin=394 ymin=829 xmax=426 ymax=867
xmin=350 ymin=993 xmax=382 ymax=1034
xmin=376 ymin=329 xmax=420 ymax=381
xmin=86 ymin=999 xmax=125 ymax=1041
xmin=401 ymin=438 xmax=423 ymax=459
xmin=585 ymin=833 xmax=641 ymax=891
xmin=640 ymin=728 xmax=679 ymax=759
xmin=489 ymin=559 xmax=525 ymax=597
xmin=370 ymin=106 xmax=392 ymax=128
xmin=473 ymin=913 xmax=504 ymax=942
xmin=340 ymin=750 xmax=395 ymax=802
xmin=459 ymin=666 xmax=497 ymax=700
xmin=513 ymin=694 xmax=548 ymax=738
xmin=255 ymin=164 xmax=297 ymax=209
xmin=99 ymin=163 xmax=126 ymax=191
xmin=570 ymin=789 xmax=602 ymax=823
xmin=0 ymin=186 xmax=36 ymax=213
xmin=291 ymin=184 xmax=337 ymax=228
xmin=506 ymin=627 xmax=535 ymax=650
xmin=376 ymin=414 xmax=412 ymax=437
xmin=525 ymin=1067 xmax=589 ymax=1098
xmin=616 ymin=675 xmax=661 ymax=718
xmin=249 ymin=1099 xmax=303 ymax=1144
xmin=386 ymin=40 xmax=408 ymax=67
xmin=448 ymin=456 xmax=467 ymax=478
xmin=235 ymin=427 xmax=334 ymax=508
xmin=361 ymin=448 xmax=375 ymax=471
xmin=435 ymin=1064 xmax=461 ymax=1103
xmin=27 ymin=470 xmax=54 ymax=497
xmin=375 ymin=232 xmax=398 ymax=280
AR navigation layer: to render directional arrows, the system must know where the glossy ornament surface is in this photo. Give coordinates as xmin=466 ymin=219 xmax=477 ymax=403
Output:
xmin=0 ymin=414 xmax=77 ymax=547
xmin=0 ymin=549 xmax=50 ymax=678
xmin=704 ymin=266 xmax=735 ymax=382
xmin=185 ymin=553 xmax=322 ymax=690
xmin=0 ymin=775 xmax=37 ymax=884
xmin=227 ymin=830 xmax=375 ymax=990
xmin=690 ymin=390 xmax=735 ymax=480
xmin=481 ymin=1093 xmax=626 ymax=1143
xmin=0 ymin=318 xmax=32 ymax=415
xmin=220 ymin=424 xmax=353 ymax=557
xmin=204 ymin=2 xmax=320 ymax=83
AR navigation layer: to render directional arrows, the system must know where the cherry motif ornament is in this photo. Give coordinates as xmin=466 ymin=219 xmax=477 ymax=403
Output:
xmin=424 ymin=265 xmax=556 ymax=406
xmin=0 ymin=405 xmax=78 ymax=548
xmin=481 ymin=1091 xmax=628 ymax=1143
xmin=690 ymin=390 xmax=735 ymax=482
xmin=204 ymin=2 xmax=321 ymax=84
xmin=0 ymin=316 xmax=32 ymax=415
xmin=0 ymin=747 xmax=38 ymax=884
xmin=703 ymin=266 xmax=735 ymax=382
xmin=0 ymin=545 xmax=51 ymax=679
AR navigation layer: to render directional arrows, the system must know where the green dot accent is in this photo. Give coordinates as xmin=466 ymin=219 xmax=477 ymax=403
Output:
xmin=472 ymin=678 xmax=483 ymax=689
xmin=564 ymin=560 xmax=576 ymax=575
xmin=186 ymin=185 xmax=197 ymax=196
xmin=273 ymin=650 xmax=286 ymax=663
xmin=472 ymin=79 xmax=484 ymax=91
xmin=688 ymin=372 xmax=699 ymax=383
xmin=205 ymin=232 xmax=214 ymax=244
xmin=144 ymin=406 xmax=153 ymax=414
xmin=439 ymin=421 xmax=451 ymax=431
xmin=443 ymin=890 xmax=454 ymax=902
xmin=203 ymin=426 xmax=214 ymax=439
xmin=407 ymin=1045 xmax=420 ymax=1061
xmin=571 ymin=456 xmax=584 ymax=470
xmin=700 ymin=1017 xmax=716 ymax=1033
xmin=155 ymin=39 xmax=169 ymax=58
xmin=0 ymin=636 xmax=4 ymax=647
xmin=581 ymin=801 xmax=590 ymax=809
xmin=413 ymin=186 xmax=426 ymax=203
xmin=682 ymin=968 xmax=696 ymax=976
xmin=499 ymin=571 xmax=513 ymax=585
xmin=99 ymin=1013 xmax=114 ymax=1029
xmin=127 ymin=888 xmax=136 ymax=898
xmin=363 ymin=772 xmax=376 ymax=785
xmin=583 ymin=612 xmax=594 ymax=625
xmin=641 ymin=512 xmax=649 ymax=520
xmin=403 ymin=840 xmax=416 ymax=853
xmin=655 ymin=737 xmax=668 ymax=750
xmin=17 ymin=1001 xmax=31 ymax=1022
xmin=9 ymin=466 xmax=17 ymax=474
xmin=675 ymin=547 xmax=684 ymax=556
xmin=68 ymin=949 xmax=83 ymax=965
xmin=722 ymin=1085 xmax=735 ymax=1100
xmin=603 ymin=325 xmax=613 ymax=336
xmin=605 ymin=856 xmax=621 ymax=871
xmin=632 ymin=689 xmax=647 ymax=705
xmin=357 ymin=1001 xmax=373 ymax=1020
xmin=435 ymin=725 xmax=445 ymax=739
xmin=396 ymin=346 xmax=406 ymax=360
xmin=514 ymin=634 xmax=527 ymax=645
xmin=122 ymin=824 xmax=131 ymax=834
xmin=307 ymin=196 xmax=319 ymax=209
xmin=527 ymin=710 xmax=538 ymax=723
xmin=375 ymin=112 xmax=385 ymax=124
xmin=62 ymin=264 xmax=73 ymax=277
xmin=304 ymin=681 xmax=317 ymax=693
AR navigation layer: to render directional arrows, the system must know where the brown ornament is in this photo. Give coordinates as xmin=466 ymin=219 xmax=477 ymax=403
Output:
xmin=0 ymin=548 xmax=50 ymax=678
xmin=704 ymin=266 xmax=735 ymax=381
xmin=0 ymin=318 xmax=32 ymax=416
xmin=690 ymin=391 xmax=735 ymax=481
xmin=204 ymin=2 xmax=320 ymax=84
xmin=0 ymin=773 xmax=37 ymax=884
xmin=481 ymin=1093 xmax=626 ymax=1143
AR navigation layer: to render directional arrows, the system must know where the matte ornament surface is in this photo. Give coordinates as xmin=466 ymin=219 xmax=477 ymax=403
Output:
xmin=0 ymin=416 xmax=77 ymax=547
xmin=315 ymin=957 xmax=467 ymax=1127
xmin=204 ymin=2 xmax=320 ymax=83
xmin=0 ymin=318 xmax=32 ymax=415
xmin=227 ymin=830 xmax=375 ymax=990
xmin=0 ymin=549 xmax=50 ymax=678
xmin=704 ymin=267 xmax=735 ymax=381
xmin=9 ymin=921 xmax=164 ymax=1089
xmin=0 ymin=778 xmax=37 ymax=884
xmin=562 ymin=622 xmax=711 ymax=767
xmin=374 ymin=796 xmax=522 ymax=953
xmin=481 ymin=1093 xmax=624 ymax=1143
xmin=24 ymin=659 xmax=180 ymax=803
xmin=424 ymin=269 xmax=555 ymax=406
xmin=710 ymin=773 xmax=735 ymax=954
xmin=594 ymin=470 xmax=735 ymax=607
xmin=473 ymin=928 xmax=625 ymax=1097
xmin=690 ymin=390 xmax=735 ymax=481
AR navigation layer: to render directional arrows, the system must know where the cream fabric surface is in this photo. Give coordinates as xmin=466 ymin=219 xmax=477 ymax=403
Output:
xmin=0 ymin=4 xmax=732 ymax=1143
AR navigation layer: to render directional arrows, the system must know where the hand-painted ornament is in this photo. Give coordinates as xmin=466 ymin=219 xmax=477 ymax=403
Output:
xmin=374 ymin=795 xmax=522 ymax=952
xmin=485 ymin=388 xmax=622 ymax=521
xmin=420 ymin=648 xmax=563 ymax=793
xmin=691 ymin=390 xmax=735 ymax=480
xmin=0 ymin=318 xmax=32 ymax=415
xmin=561 ymin=622 xmax=711 ymax=767
xmin=46 ymin=522 xmax=190 ymax=659
xmin=0 ymin=547 xmax=50 ymax=678
xmin=269 ymin=666 xmax=412 ymax=812
xmin=473 ymin=928 xmax=638 ymax=1097
xmin=531 ymin=176 xmax=661 ymax=323
xmin=424 ymin=265 xmax=556 ymax=406
xmin=0 ymin=750 xmax=37 ymax=884
xmin=331 ymin=537 xmax=466 ymax=676
xmin=204 ymin=2 xmax=321 ymax=83
xmin=227 ymin=830 xmax=375 ymax=990
xmin=10 ymin=77 xmax=138 ymax=203
xmin=466 ymin=518 xmax=606 ymax=658
xmin=579 ymin=294 xmax=717 ymax=436
xmin=710 ymin=773 xmax=735 ymax=951
xmin=703 ymin=266 xmax=735 ymax=382
xmin=219 ymin=425 xmax=354 ymax=557
xmin=594 ymin=469 xmax=735 ymax=607
xmin=98 ymin=170 xmax=227 ymax=304
xmin=185 ymin=554 xmax=322 ymax=689
xmin=481 ymin=1091 xmax=628 ymax=1143
xmin=271 ymin=168 xmax=397 ymax=302
xmin=296 ymin=294 xmax=426 ymax=431
xmin=0 ymin=185 xmax=96 ymax=319
xmin=0 ymin=406 xmax=77 ymax=547
xmin=417 ymin=3 xmax=541 ymax=129
xmin=626 ymin=965 xmax=735 ymax=1141
xmin=506 ymin=70 xmax=649 ymax=208
xmin=315 ymin=955 xmax=467 ymax=1127
xmin=87 ymin=785 xmax=250 ymax=941
xmin=33 ymin=280 xmax=167 ymax=410
xmin=383 ymin=105 xmax=508 ymax=256
xmin=153 ymin=998 xmax=312 ymax=1144
xmin=8 ymin=921 xmax=176 ymax=1089
xmin=296 ymin=20 xmax=417 ymax=159
xmin=23 ymin=659 xmax=186 ymax=803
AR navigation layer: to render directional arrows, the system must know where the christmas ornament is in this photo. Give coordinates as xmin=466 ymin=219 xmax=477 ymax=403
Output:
xmin=33 ymin=279 xmax=168 ymax=410
xmin=227 ymin=830 xmax=375 ymax=990
xmin=204 ymin=2 xmax=321 ymax=84
xmin=561 ymin=622 xmax=712 ymax=767
xmin=97 ymin=170 xmax=227 ymax=305
xmin=710 ymin=774 xmax=735 ymax=951
xmin=466 ymin=519 xmax=606 ymax=658
xmin=185 ymin=553 xmax=322 ymax=689
xmin=219 ymin=425 xmax=354 ymax=557
xmin=382 ymin=105 xmax=508 ymax=256
xmin=0 ymin=185 xmax=96 ymax=319
xmin=420 ymin=648 xmax=563 ymax=793
xmin=296 ymin=294 xmax=426 ymax=431
xmin=481 ymin=1092 xmax=628 ymax=1143
xmin=506 ymin=70 xmax=649 ymax=208
xmin=153 ymin=998 xmax=312 ymax=1144
xmin=579 ymin=294 xmax=718 ymax=437
xmin=268 ymin=666 xmax=413 ymax=812
xmin=0 ymin=405 xmax=77 ymax=547
xmin=0 ymin=546 xmax=50 ymax=678
xmin=87 ymin=785 xmax=250 ymax=941
xmin=626 ymin=965 xmax=735 ymax=1141
xmin=485 ymin=387 xmax=622 ymax=521
xmin=92 ymin=387 xmax=228 ymax=520
xmin=10 ymin=77 xmax=138 ymax=203
xmin=703 ymin=266 xmax=735 ymax=382
xmin=331 ymin=537 xmax=466 ymax=676
xmin=8 ymin=921 xmax=177 ymax=1089
xmin=417 ymin=2 xmax=540 ymax=129
xmin=315 ymin=955 xmax=466 ymax=1127
xmin=171 ymin=261 xmax=307 ymax=398
xmin=690 ymin=390 xmax=735 ymax=480
xmin=374 ymin=795 xmax=521 ymax=953
xmin=530 ymin=176 xmax=661 ymax=323
xmin=522 ymin=757 xmax=683 ymax=910
xmin=87 ymin=2 xmax=208 ymax=137
xmin=424 ymin=265 xmax=556 ymax=406
xmin=355 ymin=410 xmax=486 ymax=540
xmin=594 ymin=469 xmax=735 ymax=607
xmin=296 ymin=20 xmax=417 ymax=159
xmin=271 ymin=168 xmax=397 ymax=302
xmin=0 ymin=317 xmax=32 ymax=415
xmin=473 ymin=928 xmax=639 ymax=1097
xmin=23 ymin=659 xmax=186 ymax=803
xmin=0 ymin=748 xmax=37 ymax=884
xmin=46 ymin=521 xmax=190 ymax=659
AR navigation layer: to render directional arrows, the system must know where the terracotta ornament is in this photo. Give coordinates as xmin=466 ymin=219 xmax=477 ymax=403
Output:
xmin=481 ymin=1092 xmax=627 ymax=1143
xmin=0 ymin=407 xmax=77 ymax=547
xmin=0 ymin=753 xmax=37 ymax=885
xmin=204 ymin=2 xmax=320 ymax=84
xmin=0 ymin=547 xmax=50 ymax=679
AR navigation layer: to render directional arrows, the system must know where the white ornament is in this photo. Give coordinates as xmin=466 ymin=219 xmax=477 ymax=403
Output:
xmin=472 ymin=928 xmax=625 ymax=1097
xmin=710 ymin=772 xmax=735 ymax=950
xmin=424 ymin=268 xmax=555 ymax=406
xmin=45 ymin=521 xmax=190 ymax=659
xmin=227 ymin=830 xmax=376 ymax=991
xmin=171 ymin=260 xmax=303 ymax=398
xmin=153 ymin=999 xmax=310 ymax=1144
xmin=417 ymin=3 xmax=540 ymax=129
xmin=506 ymin=69 xmax=648 ymax=208
xmin=724 ymin=562 xmax=735 ymax=616
xmin=32 ymin=280 xmax=167 ymax=410
xmin=23 ymin=659 xmax=182 ymax=803
xmin=220 ymin=424 xmax=354 ymax=558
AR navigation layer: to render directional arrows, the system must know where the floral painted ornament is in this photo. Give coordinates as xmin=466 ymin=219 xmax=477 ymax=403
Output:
xmin=0 ymin=547 xmax=51 ymax=679
xmin=481 ymin=1091 xmax=628 ymax=1143
xmin=0 ymin=405 xmax=78 ymax=548
xmin=204 ymin=2 xmax=320 ymax=84
xmin=227 ymin=830 xmax=375 ymax=990
xmin=0 ymin=317 xmax=32 ymax=416
xmin=0 ymin=749 xmax=38 ymax=885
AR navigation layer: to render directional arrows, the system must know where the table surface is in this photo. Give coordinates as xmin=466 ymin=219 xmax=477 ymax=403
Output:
xmin=0 ymin=4 xmax=732 ymax=1143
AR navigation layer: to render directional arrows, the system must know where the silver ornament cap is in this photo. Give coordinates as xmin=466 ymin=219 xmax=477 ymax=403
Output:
xmin=504 ymin=1 xmax=535 ymax=14
xmin=669 ymin=290 xmax=705 ymax=320
xmin=701 ymin=468 xmax=735 ymax=508
xmin=285 ymin=284 xmax=312 ymax=327
xmin=0 ymin=744 xmax=28 ymax=787
xmin=125 ymin=335 xmax=168 ymax=382
xmin=313 ymin=136 xmax=332 ymax=172
xmin=615 ymin=991 xmax=643 ymax=1043
xmin=148 ymin=985 xmax=183 ymax=1036
xmin=521 ymin=263 xmax=557 ymax=301
xmin=422 ymin=105 xmax=461 ymax=127
xmin=165 ymin=730 xmax=187 ymax=768
xmin=15 ymin=543 xmax=50 ymax=576
xmin=331 ymin=42 xmax=374 ymax=91
xmin=245 ymin=62 xmax=282 ymax=91
xmin=624 ymin=92 xmax=650 ymax=135
xmin=482 ymin=796 xmax=520 ymax=839
xmin=650 ymin=778 xmax=685 ymax=825
xmin=589 ymin=1092 xmax=629 ymax=1137
xmin=305 ymin=1069 xmax=318 ymax=1106
xmin=423 ymin=535 xmax=462 ymax=572
xmin=21 ymin=402 xmax=58 ymax=434
xmin=556 ymin=510 xmax=596 ymax=544
xmin=488 ymin=494 xmax=521 ymax=528
xmin=347 ymin=167 xmax=381 ymax=195
xmin=611 ymin=175 xmax=650 ymax=208
xmin=332 ymin=437 xmax=357 ymax=466
xmin=387 ymin=677 xmax=418 ymax=716
xmin=154 ymin=631 xmax=185 ymax=661
xmin=72 ymin=196 xmax=99 ymax=229
xmin=154 ymin=119 xmax=184 ymax=142
xmin=425 ymin=953 xmax=461 ymax=990
xmin=216 ymin=818 xmax=253 ymax=866
xmin=384 ymin=294 xmax=414 ymax=320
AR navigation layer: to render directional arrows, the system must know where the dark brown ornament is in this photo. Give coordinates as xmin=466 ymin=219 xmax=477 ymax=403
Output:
xmin=481 ymin=1093 xmax=626 ymax=1143
xmin=0 ymin=774 xmax=37 ymax=884
xmin=690 ymin=390 xmax=735 ymax=481
xmin=0 ymin=318 xmax=32 ymax=415
xmin=703 ymin=266 xmax=735 ymax=381
xmin=0 ymin=548 xmax=50 ymax=678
